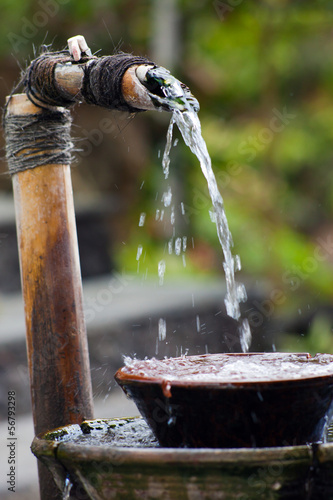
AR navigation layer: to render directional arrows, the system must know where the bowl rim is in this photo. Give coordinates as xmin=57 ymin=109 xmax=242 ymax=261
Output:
xmin=114 ymin=352 xmax=333 ymax=389
xmin=31 ymin=417 xmax=333 ymax=465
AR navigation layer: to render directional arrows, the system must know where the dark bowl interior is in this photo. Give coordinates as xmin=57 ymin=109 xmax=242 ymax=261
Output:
xmin=115 ymin=352 xmax=333 ymax=448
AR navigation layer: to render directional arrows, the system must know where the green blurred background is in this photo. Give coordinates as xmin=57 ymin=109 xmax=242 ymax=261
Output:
xmin=1 ymin=0 xmax=333 ymax=352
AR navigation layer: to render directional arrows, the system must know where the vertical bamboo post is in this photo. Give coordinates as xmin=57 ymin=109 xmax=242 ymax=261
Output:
xmin=5 ymin=94 xmax=94 ymax=500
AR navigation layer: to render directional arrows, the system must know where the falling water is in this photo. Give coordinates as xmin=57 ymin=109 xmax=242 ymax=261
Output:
xmin=167 ymin=110 xmax=251 ymax=352
xmin=142 ymin=65 xmax=251 ymax=350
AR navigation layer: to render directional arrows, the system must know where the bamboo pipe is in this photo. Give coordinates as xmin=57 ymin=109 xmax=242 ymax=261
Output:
xmin=31 ymin=59 xmax=157 ymax=111
xmin=25 ymin=47 xmax=199 ymax=113
xmin=6 ymin=94 xmax=93 ymax=500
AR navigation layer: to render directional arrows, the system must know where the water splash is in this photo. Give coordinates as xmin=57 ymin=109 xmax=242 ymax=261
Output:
xmin=169 ymin=110 xmax=251 ymax=352
xmin=122 ymin=353 xmax=333 ymax=382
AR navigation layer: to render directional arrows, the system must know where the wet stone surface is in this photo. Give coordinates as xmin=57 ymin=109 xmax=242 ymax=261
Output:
xmin=45 ymin=416 xmax=333 ymax=447
xmin=45 ymin=417 xmax=159 ymax=448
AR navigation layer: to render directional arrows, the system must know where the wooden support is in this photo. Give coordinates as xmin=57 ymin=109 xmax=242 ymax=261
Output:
xmin=6 ymin=94 xmax=94 ymax=500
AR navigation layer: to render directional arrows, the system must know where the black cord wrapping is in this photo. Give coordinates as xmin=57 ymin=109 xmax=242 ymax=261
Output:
xmin=24 ymin=50 xmax=155 ymax=112
xmin=4 ymin=110 xmax=74 ymax=175
xmin=82 ymin=54 xmax=154 ymax=112
xmin=25 ymin=50 xmax=81 ymax=108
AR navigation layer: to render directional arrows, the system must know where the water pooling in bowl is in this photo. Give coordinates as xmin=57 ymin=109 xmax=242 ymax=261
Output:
xmin=142 ymin=66 xmax=251 ymax=351
xmin=122 ymin=352 xmax=333 ymax=384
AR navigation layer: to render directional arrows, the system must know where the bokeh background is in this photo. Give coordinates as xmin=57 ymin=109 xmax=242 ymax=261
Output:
xmin=1 ymin=0 xmax=333 ymax=354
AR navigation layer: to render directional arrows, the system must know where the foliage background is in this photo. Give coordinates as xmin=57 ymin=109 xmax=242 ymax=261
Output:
xmin=1 ymin=0 xmax=333 ymax=351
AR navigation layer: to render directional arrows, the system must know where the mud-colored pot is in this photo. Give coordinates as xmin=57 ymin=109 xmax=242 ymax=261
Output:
xmin=115 ymin=353 xmax=333 ymax=448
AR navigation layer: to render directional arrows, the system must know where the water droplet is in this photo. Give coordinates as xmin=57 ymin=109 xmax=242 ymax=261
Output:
xmin=209 ymin=210 xmax=216 ymax=223
xmin=162 ymin=186 xmax=172 ymax=207
xmin=175 ymin=237 xmax=182 ymax=256
xmin=196 ymin=315 xmax=201 ymax=333
xmin=251 ymin=411 xmax=259 ymax=423
xmin=158 ymin=318 xmax=166 ymax=341
xmin=63 ymin=476 xmax=73 ymax=500
xmin=162 ymin=117 xmax=174 ymax=179
xmin=158 ymin=260 xmax=166 ymax=285
xmin=138 ymin=212 xmax=146 ymax=227
xmin=136 ymin=245 xmax=143 ymax=261
xmin=237 ymin=283 xmax=247 ymax=302
xmin=167 ymin=416 xmax=176 ymax=426
xmin=170 ymin=205 xmax=175 ymax=225
xmin=240 ymin=319 xmax=251 ymax=353
xmin=234 ymin=254 xmax=241 ymax=272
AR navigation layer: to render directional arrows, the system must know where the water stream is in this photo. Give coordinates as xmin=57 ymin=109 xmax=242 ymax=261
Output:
xmin=164 ymin=109 xmax=251 ymax=352
xmin=142 ymin=65 xmax=251 ymax=351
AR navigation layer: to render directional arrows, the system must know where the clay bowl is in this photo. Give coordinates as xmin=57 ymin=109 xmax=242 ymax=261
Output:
xmin=115 ymin=352 xmax=333 ymax=448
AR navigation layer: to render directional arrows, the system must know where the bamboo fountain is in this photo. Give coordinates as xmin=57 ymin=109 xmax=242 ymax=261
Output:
xmin=4 ymin=36 xmax=333 ymax=500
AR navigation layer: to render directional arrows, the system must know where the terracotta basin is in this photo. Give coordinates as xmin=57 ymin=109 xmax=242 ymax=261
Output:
xmin=115 ymin=352 xmax=333 ymax=448
xmin=31 ymin=417 xmax=333 ymax=500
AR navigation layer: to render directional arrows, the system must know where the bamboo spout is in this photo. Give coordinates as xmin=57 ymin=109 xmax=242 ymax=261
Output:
xmin=24 ymin=47 xmax=198 ymax=113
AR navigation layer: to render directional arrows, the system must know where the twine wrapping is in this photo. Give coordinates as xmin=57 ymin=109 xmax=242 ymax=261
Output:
xmin=82 ymin=53 xmax=154 ymax=112
xmin=4 ymin=109 xmax=74 ymax=175
xmin=25 ymin=50 xmax=77 ymax=109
